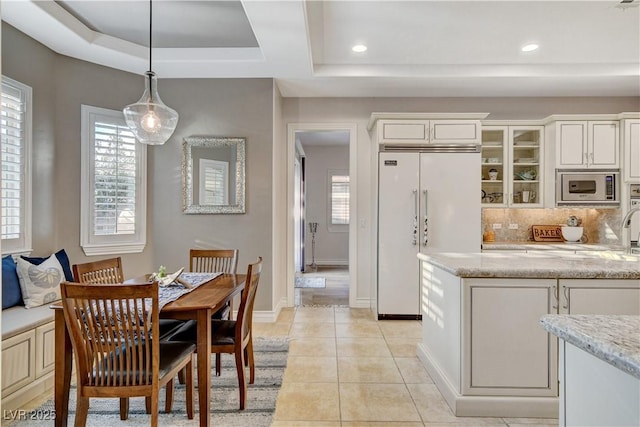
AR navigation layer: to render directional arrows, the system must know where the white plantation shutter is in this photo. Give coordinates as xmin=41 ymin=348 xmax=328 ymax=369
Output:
xmin=199 ymin=159 xmax=228 ymax=205
xmin=330 ymin=173 xmax=350 ymax=226
xmin=81 ymin=105 xmax=146 ymax=255
xmin=1 ymin=77 xmax=32 ymax=253
xmin=93 ymin=122 xmax=136 ymax=235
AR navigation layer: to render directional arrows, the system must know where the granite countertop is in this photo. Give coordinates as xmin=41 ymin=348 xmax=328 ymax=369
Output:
xmin=540 ymin=314 xmax=640 ymax=380
xmin=417 ymin=251 xmax=640 ymax=279
xmin=482 ymin=242 xmax=627 ymax=252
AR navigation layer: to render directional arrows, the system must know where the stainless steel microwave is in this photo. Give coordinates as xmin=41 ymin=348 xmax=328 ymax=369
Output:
xmin=556 ymin=170 xmax=620 ymax=206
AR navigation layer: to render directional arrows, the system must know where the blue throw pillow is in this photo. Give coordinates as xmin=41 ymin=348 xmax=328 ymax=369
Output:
xmin=2 ymin=255 xmax=23 ymax=309
xmin=21 ymin=249 xmax=74 ymax=282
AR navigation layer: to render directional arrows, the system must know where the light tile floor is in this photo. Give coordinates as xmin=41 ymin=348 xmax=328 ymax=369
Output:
xmin=254 ymin=306 xmax=559 ymax=427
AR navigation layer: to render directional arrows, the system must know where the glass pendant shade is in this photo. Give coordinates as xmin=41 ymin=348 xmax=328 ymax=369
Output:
xmin=123 ymin=71 xmax=179 ymax=145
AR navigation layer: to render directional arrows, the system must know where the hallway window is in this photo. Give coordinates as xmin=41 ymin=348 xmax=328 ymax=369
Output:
xmin=329 ymin=170 xmax=349 ymax=228
xmin=1 ymin=77 xmax=32 ymax=254
xmin=199 ymin=159 xmax=228 ymax=205
xmin=80 ymin=105 xmax=147 ymax=255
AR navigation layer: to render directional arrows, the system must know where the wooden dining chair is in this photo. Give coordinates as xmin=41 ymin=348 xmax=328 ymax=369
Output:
xmin=190 ymin=248 xmax=239 ymax=319
xmin=190 ymin=248 xmax=239 ymax=276
xmin=60 ymin=281 xmax=196 ymax=426
xmin=169 ymin=257 xmax=263 ymax=410
xmin=72 ymin=257 xmax=124 ymax=284
xmin=73 ymin=257 xmax=186 ymax=415
xmin=73 ymin=258 xmax=185 ymax=339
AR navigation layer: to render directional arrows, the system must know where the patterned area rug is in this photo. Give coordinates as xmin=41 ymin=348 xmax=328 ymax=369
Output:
xmin=10 ymin=337 xmax=288 ymax=427
xmin=294 ymin=276 xmax=326 ymax=288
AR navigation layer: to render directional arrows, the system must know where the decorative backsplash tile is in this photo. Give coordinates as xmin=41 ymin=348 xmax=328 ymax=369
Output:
xmin=482 ymin=208 xmax=622 ymax=244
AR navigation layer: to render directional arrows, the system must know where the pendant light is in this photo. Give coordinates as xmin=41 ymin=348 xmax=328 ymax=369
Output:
xmin=123 ymin=0 xmax=178 ymax=145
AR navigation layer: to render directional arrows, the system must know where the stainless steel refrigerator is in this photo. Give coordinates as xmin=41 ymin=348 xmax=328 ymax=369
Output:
xmin=377 ymin=148 xmax=481 ymax=319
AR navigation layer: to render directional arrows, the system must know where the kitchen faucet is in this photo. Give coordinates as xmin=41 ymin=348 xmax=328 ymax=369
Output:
xmin=621 ymin=207 xmax=640 ymax=253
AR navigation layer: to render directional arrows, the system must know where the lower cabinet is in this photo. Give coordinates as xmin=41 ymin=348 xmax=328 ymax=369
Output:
xmin=461 ymin=278 xmax=640 ymax=397
xmin=1 ymin=329 xmax=36 ymax=397
xmin=560 ymin=279 xmax=640 ymax=314
xmin=560 ymin=340 xmax=640 ymax=427
xmin=463 ymin=278 xmax=557 ymax=396
xmin=419 ymin=265 xmax=639 ymax=418
xmin=1 ymin=321 xmax=55 ymax=411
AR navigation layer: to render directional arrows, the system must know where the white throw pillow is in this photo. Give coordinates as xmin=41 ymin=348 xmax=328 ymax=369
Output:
xmin=16 ymin=255 xmax=64 ymax=308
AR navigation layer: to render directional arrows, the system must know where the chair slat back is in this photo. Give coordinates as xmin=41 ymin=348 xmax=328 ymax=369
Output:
xmin=73 ymin=257 xmax=124 ymax=284
xmin=60 ymin=281 xmax=160 ymax=389
xmin=235 ymin=257 xmax=263 ymax=343
xmin=190 ymin=249 xmax=238 ymax=274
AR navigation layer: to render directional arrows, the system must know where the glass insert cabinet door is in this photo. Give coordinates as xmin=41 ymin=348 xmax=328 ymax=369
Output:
xmin=481 ymin=127 xmax=507 ymax=206
xmin=182 ymin=136 xmax=245 ymax=214
xmin=510 ymin=127 xmax=543 ymax=206
xmin=481 ymin=125 xmax=544 ymax=207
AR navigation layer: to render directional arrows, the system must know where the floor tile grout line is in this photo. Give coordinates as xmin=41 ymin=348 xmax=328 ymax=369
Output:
xmin=333 ymin=306 xmax=344 ymax=425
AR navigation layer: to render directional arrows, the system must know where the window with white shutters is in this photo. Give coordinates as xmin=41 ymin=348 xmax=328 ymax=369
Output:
xmin=1 ymin=77 xmax=32 ymax=254
xmin=199 ymin=159 xmax=228 ymax=205
xmin=81 ymin=105 xmax=147 ymax=255
xmin=328 ymin=170 xmax=349 ymax=231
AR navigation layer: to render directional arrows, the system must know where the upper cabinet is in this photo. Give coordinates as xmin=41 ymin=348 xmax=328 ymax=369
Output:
xmin=376 ymin=119 xmax=481 ymax=145
xmin=482 ymin=125 xmax=544 ymax=208
xmin=623 ymin=118 xmax=640 ymax=182
xmin=368 ymin=113 xmax=488 ymax=147
xmin=555 ymin=121 xmax=619 ymax=169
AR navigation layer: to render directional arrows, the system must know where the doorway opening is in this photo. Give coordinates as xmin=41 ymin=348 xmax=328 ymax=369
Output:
xmin=287 ymin=124 xmax=357 ymax=308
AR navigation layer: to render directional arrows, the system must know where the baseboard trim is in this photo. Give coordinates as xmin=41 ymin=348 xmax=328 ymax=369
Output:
xmin=250 ymin=297 xmax=287 ymax=323
xmin=304 ymin=260 xmax=348 ymax=268
xmin=352 ymin=297 xmax=371 ymax=309
xmin=417 ymin=343 xmax=558 ymax=418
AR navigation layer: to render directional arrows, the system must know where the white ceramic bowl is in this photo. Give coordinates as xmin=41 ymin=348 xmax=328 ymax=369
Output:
xmin=561 ymin=226 xmax=583 ymax=242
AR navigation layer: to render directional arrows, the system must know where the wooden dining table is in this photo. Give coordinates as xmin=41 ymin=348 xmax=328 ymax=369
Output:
xmin=53 ymin=273 xmax=246 ymax=427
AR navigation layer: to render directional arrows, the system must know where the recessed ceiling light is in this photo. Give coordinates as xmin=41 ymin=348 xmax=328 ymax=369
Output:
xmin=352 ymin=44 xmax=367 ymax=53
xmin=521 ymin=43 xmax=539 ymax=52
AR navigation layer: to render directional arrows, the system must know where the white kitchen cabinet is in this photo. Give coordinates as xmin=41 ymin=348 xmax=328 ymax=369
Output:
xmin=481 ymin=125 xmax=544 ymax=207
xmin=623 ymin=118 xmax=640 ymax=182
xmin=555 ymin=121 xmax=619 ymax=169
xmin=560 ymin=340 xmax=639 ymax=427
xmin=376 ymin=119 xmax=481 ymax=145
xmin=559 ymin=279 xmax=640 ymax=314
xmin=463 ymin=278 xmax=557 ymax=396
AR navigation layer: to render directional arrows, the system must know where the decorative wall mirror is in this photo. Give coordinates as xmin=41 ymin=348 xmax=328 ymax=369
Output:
xmin=182 ymin=136 xmax=245 ymax=214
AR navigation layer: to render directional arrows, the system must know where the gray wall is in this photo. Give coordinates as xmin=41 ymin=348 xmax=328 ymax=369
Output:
xmin=302 ymin=144 xmax=349 ymax=266
xmin=149 ymin=78 xmax=273 ymax=310
xmin=2 ymin=24 xmax=57 ymax=255
xmin=3 ymin=25 xmax=274 ymax=310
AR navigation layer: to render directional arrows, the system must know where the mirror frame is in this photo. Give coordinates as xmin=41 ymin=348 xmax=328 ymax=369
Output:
xmin=182 ymin=135 xmax=246 ymax=214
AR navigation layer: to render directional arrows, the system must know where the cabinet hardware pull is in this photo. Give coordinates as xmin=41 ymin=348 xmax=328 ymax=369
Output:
xmin=412 ymin=189 xmax=418 ymax=246
xmin=562 ymin=286 xmax=569 ymax=310
xmin=423 ymin=189 xmax=429 ymax=246
xmin=552 ymin=285 xmax=558 ymax=310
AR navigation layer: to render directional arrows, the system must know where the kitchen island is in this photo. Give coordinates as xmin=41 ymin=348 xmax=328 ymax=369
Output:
xmin=416 ymin=251 xmax=640 ymax=418
xmin=540 ymin=315 xmax=640 ymax=426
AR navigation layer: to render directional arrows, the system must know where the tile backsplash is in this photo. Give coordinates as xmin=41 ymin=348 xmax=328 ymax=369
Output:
xmin=482 ymin=208 xmax=622 ymax=244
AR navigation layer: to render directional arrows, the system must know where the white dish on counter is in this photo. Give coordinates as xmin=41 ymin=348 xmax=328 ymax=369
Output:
xmin=561 ymin=226 xmax=583 ymax=242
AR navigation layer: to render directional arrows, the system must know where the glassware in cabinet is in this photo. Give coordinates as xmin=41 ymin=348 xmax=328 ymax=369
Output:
xmin=481 ymin=127 xmax=507 ymax=206
xmin=510 ymin=127 xmax=543 ymax=206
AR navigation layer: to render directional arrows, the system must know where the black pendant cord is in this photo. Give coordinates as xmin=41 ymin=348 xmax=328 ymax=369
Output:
xmin=149 ymin=0 xmax=153 ymax=72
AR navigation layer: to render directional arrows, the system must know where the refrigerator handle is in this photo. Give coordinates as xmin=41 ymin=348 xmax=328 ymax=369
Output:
xmin=412 ymin=189 xmax=418 ymax=246
xmin=423 ymin=189 xmax=429 ymax=247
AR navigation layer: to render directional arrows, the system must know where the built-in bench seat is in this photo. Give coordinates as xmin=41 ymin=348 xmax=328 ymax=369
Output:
xmin=1 ymin=304 xmax=56 ymax=411
xmin=1 ymin=250 xmax=73 ymax=412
